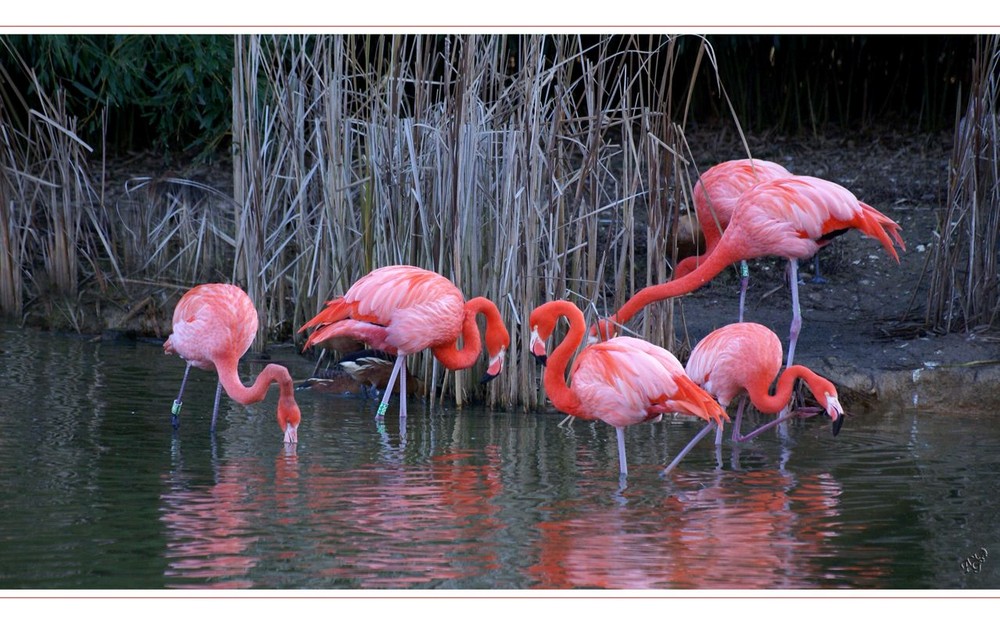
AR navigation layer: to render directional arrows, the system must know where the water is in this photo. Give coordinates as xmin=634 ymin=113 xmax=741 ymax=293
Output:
xmin=1 ymin=324 xmax=999 ymax=590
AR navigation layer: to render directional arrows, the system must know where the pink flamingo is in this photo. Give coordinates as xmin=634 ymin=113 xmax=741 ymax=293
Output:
xmin=529 ymin=299 xmax=727 ymax=476
xmin=679 ymin=158 xmax=793 ymax=321
xmin=164 ymin=283 xmax=301 ymax=444
xmin=590 ymin=158 xmax=790 ymax=344
xmin=601 ymin=175 xmax=904 ymax=367
xmin=662 ymin=322 xmax=843 ymax=473
xmin=299 ymin=265 xmax=511 ymax=420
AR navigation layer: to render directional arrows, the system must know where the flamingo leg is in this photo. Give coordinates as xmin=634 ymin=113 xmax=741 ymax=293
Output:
xmin=171 ymin=363 xmax=192 ymax=429
xmin=732 ymin=406 xmax=797 ymax=443
xmin=738 ymin=260 xmax=749 ymax=322
xmin=808 ymin=252 xmax=827 ymax=284
xmin=661 ymin=422 xmax=718 ymax=475
xmin=786 ymin=258 xmax=802 ymax=368
xmin=399 ymin=359 xmax=408 ymax=419
xmin=730 ymin=396 xmax=749 ymax=442
xmin=376 ymin=354 xmax=406 ymax=419
xmin=615 ymin=426 xmax=629 ymax=476
xmin=210 ymin=381 xmax=223 ymax=433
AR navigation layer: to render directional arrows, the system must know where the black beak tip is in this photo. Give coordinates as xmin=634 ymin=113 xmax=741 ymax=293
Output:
xmin=479 ymin=372 xmax=498 ymax=385
xmin=532 ymin=353 xmax=548 ymax=367
xmin=832 ymin=412 xmax=845 ymax=437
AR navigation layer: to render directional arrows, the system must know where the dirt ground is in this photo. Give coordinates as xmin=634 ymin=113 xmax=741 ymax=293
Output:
xmin=677 ymin=126 xmax=1000 ymax=414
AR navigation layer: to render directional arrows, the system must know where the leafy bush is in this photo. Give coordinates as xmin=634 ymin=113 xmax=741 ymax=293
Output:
xmin=1 ymin=34 xmax=233 ymax=156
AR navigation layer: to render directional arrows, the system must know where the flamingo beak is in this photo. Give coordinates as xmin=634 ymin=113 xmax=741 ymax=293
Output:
xmin=283 ymin=424 xmax=299 ymax=445
xmin=832 ymin=412 xmax=844 ymax=437
xmin=480 ymin=347 xmax=506 ymax=384
xmin=827 ymin=394 xmax=845 ymax=437
xmin=530 ymin=328 xmax=548 ymax=366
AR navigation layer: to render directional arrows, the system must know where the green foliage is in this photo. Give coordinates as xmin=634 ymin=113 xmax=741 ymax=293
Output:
xmin=1 ymin=34 xmax=233 ymax=156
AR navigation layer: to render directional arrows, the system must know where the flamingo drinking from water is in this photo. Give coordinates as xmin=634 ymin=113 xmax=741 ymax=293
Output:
xmin=662 ymin=322 xmax=844 ymax=473
xmin=164 ymin=283 xmax=302 ymax=444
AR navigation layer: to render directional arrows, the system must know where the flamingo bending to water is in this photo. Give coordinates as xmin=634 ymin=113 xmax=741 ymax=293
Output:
xmin=529 ymin=299 xmax=727 ymax=477
xmin=662 ymin=322 xmax=843 ymax=473
xmin=164 ymin=283 xmax=301 ymax=444
xmin=602 ymin=175 xmax=904 ymax=367
xmin=678 ymin=158 xmax=793 ymax=321
xmin=299 ymin=265 xmax=510 ymax=420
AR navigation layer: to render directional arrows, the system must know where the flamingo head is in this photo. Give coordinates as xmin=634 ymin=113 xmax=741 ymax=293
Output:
xmin=278 ymin=395 xmax=302 ymax=445
xmin=480 ymin=318 xmax=511 ymax=384
xmin=529 ymin=325 xmax=549 ymax=366
xmin=825 ymin=392 xmax=845 ymax=436
xmin=481 ymin=346 xmax=507 ymax=384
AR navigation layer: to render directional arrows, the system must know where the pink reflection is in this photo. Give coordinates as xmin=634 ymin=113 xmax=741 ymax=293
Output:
xmin=528 ymin=470 xmax=860 ymax=589
xmin=305 ymin=445 xmax=504 ymax=588
xmin=160 ymin=450 xmax=299 ymax=589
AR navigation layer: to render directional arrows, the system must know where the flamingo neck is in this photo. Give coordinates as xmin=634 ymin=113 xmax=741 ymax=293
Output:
xmin=214 ymin=359 xmax=293 ymax=408
xmin=745 ymin=365 xmax=818 ymax=415
xmin=613 ymin=246 xmax=741 ymax=326
xmin=216 ymin=358 xmax=301 ymax=440
xmin=430 ymin=297 xmax=501 ymax=371
xmin=540 ymin=303 xmax=586 ymax=416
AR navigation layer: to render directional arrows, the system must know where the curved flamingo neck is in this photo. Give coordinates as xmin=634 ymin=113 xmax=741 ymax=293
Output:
xmin=745 ymin=364 xmax=819 ymax=415
xmin=430 ymin=297 xmax=502 ymax=371
xmin=216 ymin=359 xmax=295 ymax=406
xmin=613 ymin=245 xmax=741 ymax=325
xmin=539 ymin=302 xmax=586 ymax=416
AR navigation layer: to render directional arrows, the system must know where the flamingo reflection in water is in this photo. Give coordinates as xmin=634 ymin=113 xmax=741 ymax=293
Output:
xmin=159 ymin=451 xmax=300 ymax=588
xmin=299 ymin=446 xmax=505 ymax=587
xmin=527 ymin=468 xmax=857 ymax=589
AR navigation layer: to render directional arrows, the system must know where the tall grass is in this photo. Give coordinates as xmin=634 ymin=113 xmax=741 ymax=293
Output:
xmin=0 ymin=47 xmax=121 ymax=321
xmin=222 ymin=34 xmax=722 ymax=408
xmin=925 ymin=35 xmax=1000 ymax=333
xmin=0 ymin=34 xmax=748 ymax=408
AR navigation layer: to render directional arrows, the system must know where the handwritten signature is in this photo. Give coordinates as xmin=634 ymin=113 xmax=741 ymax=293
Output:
xmin=961 ymin=547 xmax=989 ymax=574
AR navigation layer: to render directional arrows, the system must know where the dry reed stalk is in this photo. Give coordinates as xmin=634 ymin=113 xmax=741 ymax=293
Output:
xmin=926 ymin=35 xmax=1000 ymax=333
xmin=224 ymin=34 xmax=720 ymax=408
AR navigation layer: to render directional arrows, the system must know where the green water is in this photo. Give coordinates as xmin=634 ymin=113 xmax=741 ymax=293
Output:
xmin=1 ymin=325 xmax=998 ymax=589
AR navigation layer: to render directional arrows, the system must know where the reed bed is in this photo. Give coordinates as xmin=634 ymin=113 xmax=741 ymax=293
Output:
xmin=0 ymin=47 xmax=121 ymax=323
xmin=221 ymin=34 xmax=722 ymax=409
xmin=0 ymin=34 xmax=763 ymax=408
xmin=926 ymin=35 xmax=1000 ymax=333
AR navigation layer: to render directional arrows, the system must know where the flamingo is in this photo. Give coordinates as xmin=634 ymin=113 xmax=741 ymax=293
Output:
xmin=529 ymin=299 xmax=727 ymax=477
xmin=589 ymin=158 xmax=792 ymax=345
xmin=601 ymin=175 xmax=905 ymax=367
xmin=662 ymin=322 xmax=844 ymax=474
xmin=299 ymin=265 xmax=511 ymax=420
xmin=164 ymin=283 xmax=301 ymax=444
xmin=678 ymin=158 xmax=793 ymax=322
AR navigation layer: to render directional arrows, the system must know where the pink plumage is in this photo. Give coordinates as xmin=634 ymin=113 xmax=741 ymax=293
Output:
xmin=300 ymin=265 xmax=511 ymax=419
xmin=678 ymin=158 xmax=792 ymax=278
xmin=164 ymin=283 xmax=301 ymax=444
xmin=530 ymin=299 xmax=726 ymax=476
